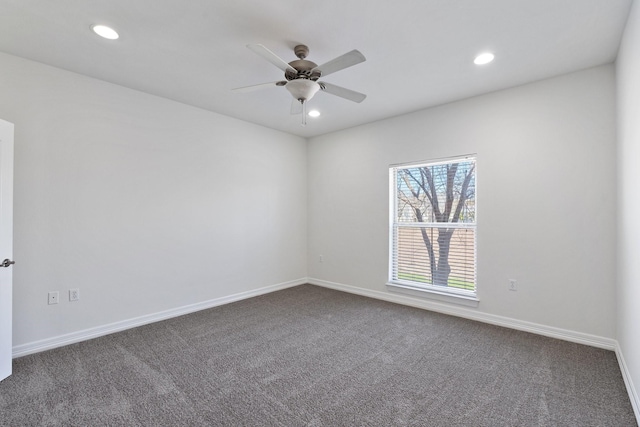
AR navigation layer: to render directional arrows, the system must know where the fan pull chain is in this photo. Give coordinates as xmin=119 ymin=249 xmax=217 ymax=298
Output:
xmin=301 ymin=100 xmax=307 ymax=126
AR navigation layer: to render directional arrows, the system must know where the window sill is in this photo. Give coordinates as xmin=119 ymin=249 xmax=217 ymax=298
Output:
xmin=386 ymin=282 xmax=480 ymax=308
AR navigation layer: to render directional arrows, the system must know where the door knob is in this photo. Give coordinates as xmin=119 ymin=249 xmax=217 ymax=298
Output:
xmin=1 ymin=259 xmax=15 ymax=268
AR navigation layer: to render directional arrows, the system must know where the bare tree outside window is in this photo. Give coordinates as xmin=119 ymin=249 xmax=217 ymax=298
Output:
xmin=391 ymin=158 xmax=476 ymax=293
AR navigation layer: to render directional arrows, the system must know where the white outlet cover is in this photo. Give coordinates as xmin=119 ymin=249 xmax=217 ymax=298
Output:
xmin=48 ymin=291 xmax=59 ymax=304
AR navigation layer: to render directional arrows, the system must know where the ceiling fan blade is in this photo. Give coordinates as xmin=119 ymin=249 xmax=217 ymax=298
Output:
xmin=290 ymin=99 xmax=303 ymax=115
xmin=312 ymin=50 xmax=366 ymax=77
xmin=319 ymin=82 xmax=367 ymax=103
xmin=232 ymin=81 xmax=286 ymax=93
xmin=247 ymin=44 xmax=296 ymax=73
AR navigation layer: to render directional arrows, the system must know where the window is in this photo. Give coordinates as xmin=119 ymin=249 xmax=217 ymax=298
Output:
xmin=389 ymin=156 xmax=477 ymax=303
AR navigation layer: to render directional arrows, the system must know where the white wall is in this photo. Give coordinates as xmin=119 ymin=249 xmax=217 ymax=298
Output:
xmin=308 ymin=65 xmax=617 ymax=339
xmin=616 ymin=0 xmax=640 ymax=415
xmin=0 ymin=52 xmax=307 ymax=348
xmin=0 ymin=48 xmax=622 ymax=357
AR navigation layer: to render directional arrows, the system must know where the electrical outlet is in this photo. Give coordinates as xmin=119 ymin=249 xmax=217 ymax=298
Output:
xmin=319 ymin=255 xmax=324 ymax=263
xmin=509 ymin=279 xmax=517 ymax=291
xmin=48 ymin=291 xmax=59 ymax=305
xmin=69 ymin=288 xmax=80 ymax=302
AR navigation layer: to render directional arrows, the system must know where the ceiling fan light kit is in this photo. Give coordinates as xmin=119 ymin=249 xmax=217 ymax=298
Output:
xmin=285 ymin=79 xmax=320 ymax=103
xmin=233 ymin=43 xmax=366 ymax=125
xmin=285 ymin=79 xmax=320 ymax=126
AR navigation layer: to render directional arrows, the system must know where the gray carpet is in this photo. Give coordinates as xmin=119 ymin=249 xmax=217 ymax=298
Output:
xmin=0 ymin=284 xmax=636 ymax=426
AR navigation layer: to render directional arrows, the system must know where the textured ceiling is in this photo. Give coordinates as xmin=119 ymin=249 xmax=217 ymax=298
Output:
xmin=0 ymin=0 xmax=633 ymax=137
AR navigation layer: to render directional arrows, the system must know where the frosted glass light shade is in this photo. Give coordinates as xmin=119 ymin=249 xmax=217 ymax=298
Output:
xmin=285 ymin=79 xmax=320 ymax=102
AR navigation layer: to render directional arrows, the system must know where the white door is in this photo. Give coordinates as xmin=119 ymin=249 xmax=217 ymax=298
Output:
xmin=0 ymin=119 xmax=14 ymax=381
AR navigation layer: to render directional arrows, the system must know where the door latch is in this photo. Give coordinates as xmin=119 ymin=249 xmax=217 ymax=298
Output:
xmin=1 ymin=259 xmax=15 ymax=268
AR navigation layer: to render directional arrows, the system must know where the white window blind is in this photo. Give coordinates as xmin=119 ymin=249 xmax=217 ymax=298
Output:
xmin=390 ymin=156 xmax=477 ymax=297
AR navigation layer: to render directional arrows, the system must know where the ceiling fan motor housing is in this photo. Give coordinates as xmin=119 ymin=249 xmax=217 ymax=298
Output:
xmin=286 ymin=44 xmax=321 ymax=80
xmin=286 ymin=59 xmax=321 ymax=81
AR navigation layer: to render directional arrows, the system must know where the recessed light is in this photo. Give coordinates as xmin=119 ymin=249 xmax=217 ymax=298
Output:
xmin=92 ymin=25 xmax=119 ymax=40
xmin=474 ymin=52 xmax=494 ymax=65
xmin=308 ymin=110 xmax=321 ymax=118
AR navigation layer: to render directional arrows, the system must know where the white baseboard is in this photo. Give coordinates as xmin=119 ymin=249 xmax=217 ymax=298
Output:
xmin=308 ymin=278 xmax=617 ymax=350
xmin=615 ymin=342 xmax=640 ymax=422
xmin=12 ymin=277 xmax=638 ymax=424
xmin=12 ymin=278 xmax=307 ymax=358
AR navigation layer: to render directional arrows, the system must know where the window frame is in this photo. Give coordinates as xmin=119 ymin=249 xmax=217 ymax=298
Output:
xmin=387 ymin=155 xmax=479 ymax=306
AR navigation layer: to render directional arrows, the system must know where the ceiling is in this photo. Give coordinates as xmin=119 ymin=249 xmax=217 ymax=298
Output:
xmin=0 ymin=0 xmax=633 ymax=138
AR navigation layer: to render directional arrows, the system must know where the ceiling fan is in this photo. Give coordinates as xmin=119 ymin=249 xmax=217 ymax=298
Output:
xmin=232 ymin=44 xmax=367 ymax=125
